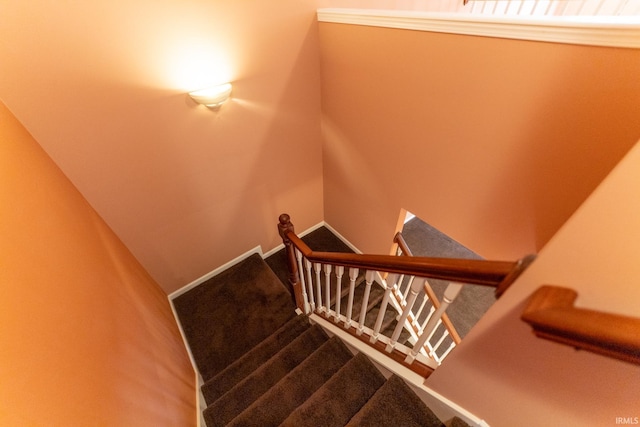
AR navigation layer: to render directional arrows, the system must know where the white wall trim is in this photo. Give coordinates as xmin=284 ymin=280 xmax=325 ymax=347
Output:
xmin=323 ymin=221 xmax=363 ymax=254
xmin=317 ymin=8 xmax=640 ymax=48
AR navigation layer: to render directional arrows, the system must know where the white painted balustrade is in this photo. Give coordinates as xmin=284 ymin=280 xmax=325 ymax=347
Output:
xmin=293 ymin=247 xmax=464 ymax=366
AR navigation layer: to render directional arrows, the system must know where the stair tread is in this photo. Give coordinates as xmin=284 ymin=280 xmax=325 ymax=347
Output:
xmin=173 ymin=253 xmax=295 ymax=380
xmin=346 ymin=375 xmax=445 ymax=427
xmin=203 ymin=324 xmax=329 ymax=427
xmin=227 ymin=336 xmax=353 ymax=427
xmin=280 ymin=353 xmax=386 ymax=427
xmin=201 ymin=314 xmax=310 ymax=405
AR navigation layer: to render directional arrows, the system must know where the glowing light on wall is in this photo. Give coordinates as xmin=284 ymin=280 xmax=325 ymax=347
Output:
xmin=164 ymin=38 xmax=233 ymax=92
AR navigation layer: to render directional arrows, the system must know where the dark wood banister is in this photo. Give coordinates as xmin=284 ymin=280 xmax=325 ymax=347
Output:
xmin=522 ymin=286 xmax=640 ymax=365
xmin=278 ymin=213 xmax=534 ymax=308
xmin=280 ymin=216 xmax=530 ymax=287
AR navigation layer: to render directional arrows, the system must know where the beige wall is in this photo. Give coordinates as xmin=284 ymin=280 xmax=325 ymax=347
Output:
xmin=427 ymin=138 xmax=640 ymax=426
xmin=0 ymin=101 xmax=195 ymax=425
xmin=319 ymin=22 xmax=640 ymax=260
xmin=0 ymin=0 xmax=326 ymax=293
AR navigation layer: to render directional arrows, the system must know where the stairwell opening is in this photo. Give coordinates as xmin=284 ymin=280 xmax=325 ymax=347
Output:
xmin=397 ymin=210 xmax=497 ymax=342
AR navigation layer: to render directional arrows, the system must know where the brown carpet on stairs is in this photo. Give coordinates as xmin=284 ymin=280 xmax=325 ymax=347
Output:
xmin=201 ymin=315 xmax=311 ymax=405
xmin=173 ymin=253 xmax=295 ymax=380
xmin=174 ymin=237 xmax=473 ymax=427
xmin=203 ymin=324 xmax=329 ymax=426
xmin=280 ymin=353 xmax=387 ymax=426
xmin=346 ymin=374 xmax=445 ymax=427
xmin=226 ymin=336 xmax=354 ymax=427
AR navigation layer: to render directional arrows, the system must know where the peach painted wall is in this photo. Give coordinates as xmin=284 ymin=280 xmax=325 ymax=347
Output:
xmin=319 ymin=22 xmax=640 ymax=260
xmin=0 ymin=0 xmax=325 ymax=294
xmin=0 ymin=101 xmax=195 ymax=425
xmin=427 ymin=138 xmax=640 ymax=426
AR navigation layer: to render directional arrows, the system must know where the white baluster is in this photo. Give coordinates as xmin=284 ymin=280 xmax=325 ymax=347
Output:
xmin=397 ymin=273 xmax=406 ymax=298
xmin=405 ymin=282 xmax=463 ymax=364
xmin=419 ymin=306 xmax=436 ymax=333
xmin=324 ymin=264 xmax=333 ymax=317
xmin=357 ymin=270 xmax=375 ymax=336
xmin=304 ymin=259 xmax=315 ymax=312
xmin=386 ymin=277 xmax=426 ymax=352
xmin=295 ymin=249 xmax=310 ymax=314
xmin=402 ymin=276 xmax=414 ymax=301
xmin=429 ymin=326 xmax=449 ymax=357
xmin=344 ymin=268 xmax=358 ymax=329
xmin=414 ymin=295 xmax=428 ymax=324
xmin=313 ymin=262 xmax=322 ymax=312
xmin=371 ymin=273 xmax=399 ymax=344
xmin=438 ymin=342 xmax=457 ymax=362
xmin=334 ymin=266 xmax=344 ymax=323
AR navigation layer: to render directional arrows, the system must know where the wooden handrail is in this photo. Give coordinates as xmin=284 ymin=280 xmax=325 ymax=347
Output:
xmin=522 ymin=286 xmax=640 ymax=365
xmin=280 ymin=215 xmax=526 ymax=289
xmin=396 ymin=230 xmax=536 ymax=299
xmin=394 ymin=231 xmax=414 ymax=257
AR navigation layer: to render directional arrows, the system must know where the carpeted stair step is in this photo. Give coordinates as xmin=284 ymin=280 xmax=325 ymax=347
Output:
xmin=203 ymin=324 xmax=329 ymax=426
xmin=346 ymin=375 xmax=444 ymax=427
xmin=173 ymin=253 xmax=295 ymax=380
xmin=201 ymin=314 xmax=312 ymax=405
xmin=280 ymin=353 xmax=386 ymax=427
xmin=226 ymin=336 xmax=354 ymax=427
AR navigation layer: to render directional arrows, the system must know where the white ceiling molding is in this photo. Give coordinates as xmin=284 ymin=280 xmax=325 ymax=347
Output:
xmin=317 ymin=8 xmax=640 ymax=48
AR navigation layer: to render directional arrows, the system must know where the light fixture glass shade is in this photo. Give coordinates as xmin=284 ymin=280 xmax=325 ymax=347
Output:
xmin=188 ymin=83 xmax=232 ymax=108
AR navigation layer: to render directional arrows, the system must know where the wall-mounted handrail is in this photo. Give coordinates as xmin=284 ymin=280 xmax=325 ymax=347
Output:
xmin=522 ymin=285 xmax=640 ymax=365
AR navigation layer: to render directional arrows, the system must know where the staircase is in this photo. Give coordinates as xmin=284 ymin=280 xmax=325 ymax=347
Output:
xmin=173 ymin=250 xmax=472 ymax=426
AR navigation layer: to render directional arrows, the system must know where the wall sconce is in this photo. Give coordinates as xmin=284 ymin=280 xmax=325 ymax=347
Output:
xmin=188 ymin=83 xmax=232 ymax=108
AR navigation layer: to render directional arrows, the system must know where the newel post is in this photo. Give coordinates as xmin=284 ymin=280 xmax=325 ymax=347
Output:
xmin=278 ymin=213 xmax=305 ymax=312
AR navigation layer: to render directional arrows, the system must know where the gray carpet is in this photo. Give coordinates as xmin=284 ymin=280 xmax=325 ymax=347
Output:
xmin=401 ymin=216 xmax=496 ymax=339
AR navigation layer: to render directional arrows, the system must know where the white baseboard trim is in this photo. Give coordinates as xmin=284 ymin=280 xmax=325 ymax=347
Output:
xmin=323 ymin=221 xmax=362 ymax=254
xmin=262 ymin=220 xmax=363 ymax=258
xmin=309 ymin=313 xmax=489 ymax=427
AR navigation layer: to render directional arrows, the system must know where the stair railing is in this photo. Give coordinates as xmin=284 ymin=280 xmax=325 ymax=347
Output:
xmin=522 ymin=285 xmax=640 ymax=365
xmin=278 ymin=213 xmax=534 ymax=375
xmin=391 ymin=231 xmax=462 ymax=363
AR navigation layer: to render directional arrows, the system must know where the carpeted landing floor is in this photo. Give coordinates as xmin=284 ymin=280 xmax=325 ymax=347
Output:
xmin=174 ymin=251 xmax=470 ymax=426
xmin=401 ymin=216 xmax=496 ymax=340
